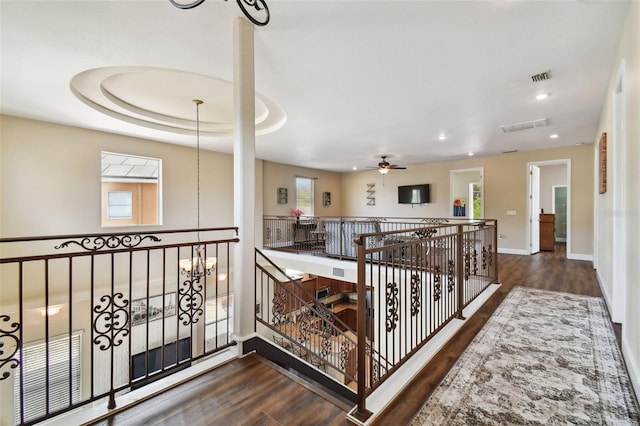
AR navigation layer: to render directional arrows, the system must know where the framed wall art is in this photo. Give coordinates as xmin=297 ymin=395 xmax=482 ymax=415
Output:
xmin=131 ymin=293 xmax=176 ymax=327
xmin=322 ymin=191 xmax=331 ymax=206
xmin=599 ymin=132 xmax=607 ymax=194
xmin=277 ymin=187 xmax=288 ymax=204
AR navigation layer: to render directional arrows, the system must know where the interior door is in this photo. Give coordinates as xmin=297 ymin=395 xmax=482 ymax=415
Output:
xmin=530 ymin=165 xmax=540 ymax=254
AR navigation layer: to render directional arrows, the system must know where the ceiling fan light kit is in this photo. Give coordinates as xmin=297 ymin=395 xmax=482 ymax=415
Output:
xmin=369 ymin=155 xmax=407 ymax=174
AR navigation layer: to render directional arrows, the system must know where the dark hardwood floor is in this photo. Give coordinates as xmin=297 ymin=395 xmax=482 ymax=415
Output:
xmin=92 ymin=244 xmax=610 ymax=426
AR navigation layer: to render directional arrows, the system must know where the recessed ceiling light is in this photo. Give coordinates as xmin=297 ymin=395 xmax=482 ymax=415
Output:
xmin=438 ymin=134 xmax=447 ymax=141
xmin=352 ymin=166 xmax=358 ymax=170
xmin=550 ymin=134 xmax=559 ymax=139
xmin=536 ymin=93 xmax=549 ymax=100
xmin=468 ymin=152 xmax=474 ymax=156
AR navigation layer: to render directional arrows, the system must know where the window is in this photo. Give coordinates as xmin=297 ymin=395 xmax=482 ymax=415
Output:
xmin=101 ymin=152 xmax=161 ymax=227
xmin=107 ymin=191 xmax=133 ymax=219
xmin=295 ymin=177 xmax=314 ymax=216
xmin=14 ymin=333 xmax=81 ymax=425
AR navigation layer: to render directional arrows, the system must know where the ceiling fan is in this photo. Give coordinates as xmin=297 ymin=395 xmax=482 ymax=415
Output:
xmin=368 ymin=155 xmax=407 ymax=174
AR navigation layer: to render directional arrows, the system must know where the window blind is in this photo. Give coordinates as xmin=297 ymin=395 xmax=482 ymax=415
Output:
xmin=14 ymin=333 xmax=81 ymax=424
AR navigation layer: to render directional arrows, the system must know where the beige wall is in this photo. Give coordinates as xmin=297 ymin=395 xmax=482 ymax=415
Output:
xmin=341 ymin=145 xmax=594 ymax=257
xmin=1 ymin=115 xmax=234 ymax=237
xmin=262 ymin=160 xmax=342 ymax=217
xmin=594 ymin=1 xmax=640 ymax=397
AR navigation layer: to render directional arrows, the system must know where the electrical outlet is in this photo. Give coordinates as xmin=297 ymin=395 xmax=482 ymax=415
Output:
xmin=499 ymin=233 xmax=505 ymax=239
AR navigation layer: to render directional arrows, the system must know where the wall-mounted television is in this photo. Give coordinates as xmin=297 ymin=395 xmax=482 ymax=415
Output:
xmin=398 ymin=184 xmax=430 ymax=204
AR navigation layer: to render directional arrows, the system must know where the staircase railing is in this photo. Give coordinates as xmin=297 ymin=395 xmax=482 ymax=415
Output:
xmin=255 ymin=249 xmax=392 ymax=389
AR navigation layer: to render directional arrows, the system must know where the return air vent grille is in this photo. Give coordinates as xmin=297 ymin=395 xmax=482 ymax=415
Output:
xmin=500 ymin=118 xmax=548 ymax=133
xmin=531 ymin=71 xmax=550 ymax=82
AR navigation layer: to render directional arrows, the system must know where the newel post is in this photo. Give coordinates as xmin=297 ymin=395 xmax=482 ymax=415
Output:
xmin=353 ymin=235 xmax=372 ymax=422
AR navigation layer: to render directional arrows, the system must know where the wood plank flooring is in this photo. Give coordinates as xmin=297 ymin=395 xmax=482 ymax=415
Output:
xmin=93 ymin=244 xmax=611 ymax=426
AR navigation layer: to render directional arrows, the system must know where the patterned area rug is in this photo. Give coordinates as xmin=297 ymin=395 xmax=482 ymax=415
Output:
xmin=412 ymin=287 xmax=640 ymax=425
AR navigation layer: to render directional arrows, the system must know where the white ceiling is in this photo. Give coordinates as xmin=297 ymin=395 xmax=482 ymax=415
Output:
xmin=0 ymin=1 xmax=629 ymax=173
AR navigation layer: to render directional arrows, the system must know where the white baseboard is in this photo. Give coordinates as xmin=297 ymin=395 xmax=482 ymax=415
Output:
xmin=497 ymin=248 xmax=529 ymax=255
xmin=596 ymin=269 xmax=614 ymax=318
xmin=622 ymin=337 xmax=640 ymax=404
xmin=567 ymin=253 xmax=593 ymax=261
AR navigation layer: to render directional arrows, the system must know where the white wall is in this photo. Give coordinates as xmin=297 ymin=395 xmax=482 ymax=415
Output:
xmin=593 ymin=1 xmax=640 ymax=399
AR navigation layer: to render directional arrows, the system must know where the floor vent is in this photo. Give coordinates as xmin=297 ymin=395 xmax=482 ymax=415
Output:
xmin=500 ymin=118 xmax=548 ymax=133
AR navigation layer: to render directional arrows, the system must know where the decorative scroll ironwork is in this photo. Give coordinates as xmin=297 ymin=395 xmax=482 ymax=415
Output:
xmin=385 ymin=282 xmax=399 ymax=332
xmin=271 ymin=289 xmax=287 ymax=325
xmin=472 ymin=247 xmax=478 ymax=275
xmin=464 ymin=251 xmax=471 ymax=281
xmin=265 ymin=227 xmax=272 ymax=241
xmin=296 ymin=308 xmax=311 ymax=343
xmin=421 ymin=218 xmax=449 ymax=224
xmin=410 ymin=273 xmax=421 ymax=316
xmin=169 ymin=0 xmax=270 ymax=26
xmin=55 ymin=234 xmax=161 ymax=251
xmin=319 ymin=332 xmax=332 ymax=358
xmin=93 ymin=293 xmax=130 ymax=350
xmin=414 ymin=228 xmax=438 ymax=239
xmin=366 ymin=235 xmax=381 ymax=249
xmin=178 ymin=277 xmax=205 ymax=326
xmin=339 ymin=341 xmax=351 ymax=371
xmin=482 ymin=244 xmax=493 ymax=270
xmin=462 ymin=240 xmax=479 ymax=277
xmin=447 ymin=260 xmax=456 ymax=292
xmin=433 ymin=266 xmax=442 ymax=302
xmin=0 ymin=315 xmax=20 ymax=380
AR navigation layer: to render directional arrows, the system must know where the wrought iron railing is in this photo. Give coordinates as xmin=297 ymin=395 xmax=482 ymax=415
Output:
xmin=0 ymin=228 xmax=239 ymax=426
xmin=263 ymin=215 xmax=485 ymax=259
xmin=255 ymin=249 xmax=390 ymax=389
xmin=261 ymin=216 xmax=498 ymax=420
xmin=352 ymin=220 xmax=498 ymax=419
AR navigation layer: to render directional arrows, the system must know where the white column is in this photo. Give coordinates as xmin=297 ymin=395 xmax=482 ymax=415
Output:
xmin=232 ymin=18 xmax=256 ymax=347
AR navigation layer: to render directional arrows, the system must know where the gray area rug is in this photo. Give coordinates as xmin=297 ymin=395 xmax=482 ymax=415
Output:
xmin=412 ymin=287 xmax=640 ymax=425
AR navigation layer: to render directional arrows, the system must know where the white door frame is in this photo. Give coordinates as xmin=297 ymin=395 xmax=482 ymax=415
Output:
xmin=610 ymin=62 xmax=626 ymax=324
xmin=526 ymin=159 xmax=572 ymax=257
xmin=530 ymin=165 xmax=541 ymax=254
xmin=449 ymin=167 xmax=484 ymax=218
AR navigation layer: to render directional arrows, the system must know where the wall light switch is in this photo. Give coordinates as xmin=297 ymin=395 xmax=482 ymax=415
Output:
xmin=506 ymin=210 xmax=517 ymax=216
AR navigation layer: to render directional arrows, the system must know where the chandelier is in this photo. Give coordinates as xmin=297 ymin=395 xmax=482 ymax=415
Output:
xmin=180 ymin=100 xmax=216 ymax=279
xmin=169 ymin=0 xmax=270 ymax=27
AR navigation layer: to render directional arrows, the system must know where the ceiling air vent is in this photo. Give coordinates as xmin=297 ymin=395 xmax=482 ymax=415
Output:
xmin=500 ymin=118 xmax=548 ymax=133
xmin=531 ymin=71 xmax=551 ymax=82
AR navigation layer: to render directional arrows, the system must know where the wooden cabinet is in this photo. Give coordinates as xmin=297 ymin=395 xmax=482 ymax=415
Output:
xmin=335 ymin=307 xmax=357 ymax=331
xmin=539 ymin=214 xmax=555 ymax=251
xmin=339 ymin=281 xmax=355 ymax=293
